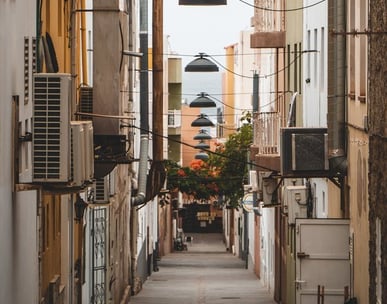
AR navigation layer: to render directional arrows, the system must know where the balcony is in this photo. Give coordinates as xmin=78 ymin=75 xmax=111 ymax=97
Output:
xmin=250 ymin=31 xmax=285 ymax=49
xmin=168 ymin=110 xmax=181 ymax=135
xmin=251 ymin=111 xmax=285 ymax=172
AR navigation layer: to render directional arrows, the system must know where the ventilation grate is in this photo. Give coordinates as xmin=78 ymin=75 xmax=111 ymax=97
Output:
xmin=32 ymin=74 xmax=70 ymax=182
xmin=95 ymin=177 xmax=108 ymax=203
xmin=79 ymin=86 xmax=93 ymax=120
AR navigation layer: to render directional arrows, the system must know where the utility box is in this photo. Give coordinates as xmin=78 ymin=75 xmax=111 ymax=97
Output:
xmin=284 ymin=185 xmax=308 ymax=224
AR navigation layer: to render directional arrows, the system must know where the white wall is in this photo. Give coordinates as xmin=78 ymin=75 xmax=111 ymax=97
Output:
xmin=260 ymin=208 xmax=275 ymax=291
xmin=303 ymin=0 xmax=329 ymax=218
xmin=234 ymin=29 xmax=255 ymax=126
xmin=0 ymin=1 xmax=39 ymax=303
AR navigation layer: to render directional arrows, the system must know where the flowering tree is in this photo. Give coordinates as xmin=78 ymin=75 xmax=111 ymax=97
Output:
xmin=165 ymin=114 xmax=252 ymax=208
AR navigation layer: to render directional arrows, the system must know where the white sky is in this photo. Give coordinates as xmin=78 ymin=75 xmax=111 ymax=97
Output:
xmin=163 ymin=1 xmax=253 ymax=63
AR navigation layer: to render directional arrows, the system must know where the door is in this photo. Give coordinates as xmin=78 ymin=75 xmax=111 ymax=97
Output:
xmin=295 ymin=219 xmax=350 ymax=304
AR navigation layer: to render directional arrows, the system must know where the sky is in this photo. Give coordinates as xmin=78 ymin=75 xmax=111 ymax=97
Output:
xmin=163 ymin=1 xmax=254 ymax=65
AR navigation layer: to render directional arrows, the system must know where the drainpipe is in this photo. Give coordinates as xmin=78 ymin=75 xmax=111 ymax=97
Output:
xmin=130 ymin=0 xmax=149 ymax=294
xmin=328 ymin=0 xmax=347 ymax=174
xmin=131 ymin=0 xmax=149 ymax=207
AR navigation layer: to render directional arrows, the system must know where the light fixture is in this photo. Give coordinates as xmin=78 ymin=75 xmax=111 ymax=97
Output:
xmin=179 ymin=0 xmax=226 ymax=5
xmin=190 ymin=92 xmax=216 ymax=108
xmin=194 ymin=140 xmax=210 ymax=150
xmin=193 ymin=129 xmax=212 ymax=140
xmin=185 ymin=53 xmax=219 ymax=72
xmin=191 ymin=114 xmax=214 ymax=127
xmin=195 ymin=151 xmax=209 ymax=160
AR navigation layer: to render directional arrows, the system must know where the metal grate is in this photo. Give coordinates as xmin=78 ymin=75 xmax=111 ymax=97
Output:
xmin=91 ymin=207 xmax=107 ymax=304
xmin=79 ymin=86 xmax=93 ymax=120
xmin=94 ymin=177 xmax=108 ymax=203
xmin=24 ymin=37 xmax=29 ymax=104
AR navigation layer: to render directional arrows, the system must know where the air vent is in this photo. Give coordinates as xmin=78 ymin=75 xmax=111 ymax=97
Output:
xmin=281 ymin=128 xmax=329 ymax=177
xmin=79 ymin=86 xmax=93 ymax=120
xmin=32 ymin=73 xmax=71 ymax=182
xmin=94 ymin=177 xmax=109 ymax=203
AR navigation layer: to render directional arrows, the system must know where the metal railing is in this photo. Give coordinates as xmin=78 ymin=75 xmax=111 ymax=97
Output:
xmin=253 ymin=111 xmax=282 ymax=155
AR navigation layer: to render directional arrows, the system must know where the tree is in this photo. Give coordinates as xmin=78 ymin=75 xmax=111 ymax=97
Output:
xmin=165 ymin=113 xmax=252 ymax=208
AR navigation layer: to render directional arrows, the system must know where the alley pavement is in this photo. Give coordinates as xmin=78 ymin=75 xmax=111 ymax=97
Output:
xmin=129 ymin=233 xmax=276 ymax=304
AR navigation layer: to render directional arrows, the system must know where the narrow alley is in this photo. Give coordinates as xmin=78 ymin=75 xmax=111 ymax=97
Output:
xmin=129 ymin=233 xmax=275 ymax=304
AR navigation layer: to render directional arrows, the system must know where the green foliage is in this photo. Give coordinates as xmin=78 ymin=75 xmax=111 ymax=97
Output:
xmin=165 ymin=112 xmax=253 ymax=208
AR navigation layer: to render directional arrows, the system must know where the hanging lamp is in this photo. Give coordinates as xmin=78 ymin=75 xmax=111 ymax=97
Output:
xmin=185 ymin=53 xmax=219 ymax=72
xmin=193 ymin=129 xmax=212 ymax=140
xmin=194 ymin=151 xmax=209 ymax=160
xmin=191 ymin=114 xmax=214 ymax=127
xmin=179 ymin=0 xmax=226 ymax=5
xmin=194 ymin=140 xmax=210 ymax=150
xmin=190 ymin=92 xmax=217 ymax=108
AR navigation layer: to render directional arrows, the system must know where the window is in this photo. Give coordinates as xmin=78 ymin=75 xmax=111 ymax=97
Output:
xmin=320 ymin=27 xmax=325 ymax=92
xmin=294 ymin=43 xmax=298 ymax=92
xmin=359 ymin=0 xmax=367 ymax=98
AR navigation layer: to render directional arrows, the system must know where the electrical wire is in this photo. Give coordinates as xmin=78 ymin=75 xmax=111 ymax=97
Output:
xmin=75 ymin=111 xmax=274 ymax=171
xmin=238 ymin=0 xmax=326 ymax=12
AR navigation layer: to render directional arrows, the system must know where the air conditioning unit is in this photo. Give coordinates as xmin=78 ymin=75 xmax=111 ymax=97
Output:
xmin=284 ymin=185 xmax=308 ymax=224
xmin=281 ymin=128 xmax=329 ymax=177
xmin=70 ymin=122 xmax=86 ymax=186
xmin=94 ymin=177 xmax=109 ymax=203
xmin=32 ymin=73 xmax=71 ymax=182
xmin=257 ymin=171 xmax=276 ymax=204
xmin=82 ymin=121 xmax=94 ymax=182
xmin=249 ymin=170 xmax=258 ymax=192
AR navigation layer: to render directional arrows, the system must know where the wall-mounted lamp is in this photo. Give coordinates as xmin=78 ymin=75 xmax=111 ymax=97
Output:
xmin=185 ymin=53 xmax=219 ymax=72
xmin=189 ymin=92 xmax=216 ymax=108
xmin=74 ymin=194 xmax=88 ymax=221
xmin=191 ymin=114 xmax=215 ymax=127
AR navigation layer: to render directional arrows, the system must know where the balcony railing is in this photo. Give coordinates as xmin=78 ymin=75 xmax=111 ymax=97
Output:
xmin=253 ymin=111 xmax=282 ymax=155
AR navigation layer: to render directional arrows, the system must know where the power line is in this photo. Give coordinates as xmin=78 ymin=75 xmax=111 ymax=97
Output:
xmin=238 ymin=0 xmax=326 ymax=12
xmin=75 ymin=111 xmax=274 ymax=171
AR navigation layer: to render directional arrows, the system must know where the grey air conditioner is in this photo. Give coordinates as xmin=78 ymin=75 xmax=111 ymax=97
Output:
xmin=281 ymin=128 xmax=329 ymax=177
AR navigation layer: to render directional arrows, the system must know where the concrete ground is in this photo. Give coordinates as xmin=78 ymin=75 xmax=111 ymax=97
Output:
xmin=129 ymin=233 xmax=276 ymax=304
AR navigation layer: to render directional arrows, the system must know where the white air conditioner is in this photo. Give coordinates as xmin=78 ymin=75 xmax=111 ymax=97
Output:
xmin=258 ymin=171 xmax=276 ymax=204
xmin=284 ymin=185 xmax=307 ymax=224
xmin=82 ymin=121 xmax=94 ymax=182
xmin=94 ymin=177 xmax=109 ymax=203
xmin=70 ymin=122 xmax=86 ymax=186
xmin=249 ymin=170 xmax=258 ymax=192
xmin=32 ymin=73 xmax=71 ymax=182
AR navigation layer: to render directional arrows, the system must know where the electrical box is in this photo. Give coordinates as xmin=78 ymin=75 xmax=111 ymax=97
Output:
xmin=284 ymin=185 xmax=308 ymax=224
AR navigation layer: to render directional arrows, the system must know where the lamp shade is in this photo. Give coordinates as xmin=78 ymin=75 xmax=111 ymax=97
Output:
xmin=190 ymin=92 xmax=216 ymax=108
xmin=195 ymin=151 xmax=209 ymax=160
xmin=193 ymin=129 xmax=212 ymax=140
xmin=194 ymin=140 xmax=210 ymax=150
xmin=185 ymin=53 xmax=219 ymax=72
xmin=179 ymin=0 xmax=226 ymax=5
xmin=191 ymin=114 xmax=214 ymax=127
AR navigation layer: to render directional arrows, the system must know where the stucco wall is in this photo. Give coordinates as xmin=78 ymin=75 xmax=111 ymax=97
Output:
xmin=368 ymin=1 xmax=387 ymax=302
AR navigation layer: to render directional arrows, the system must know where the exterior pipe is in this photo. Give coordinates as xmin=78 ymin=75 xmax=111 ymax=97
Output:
xmin=131 ymin=0 xmax=149 ymax=206
xmin=328 ymin=0 xmax=347 ymax=174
